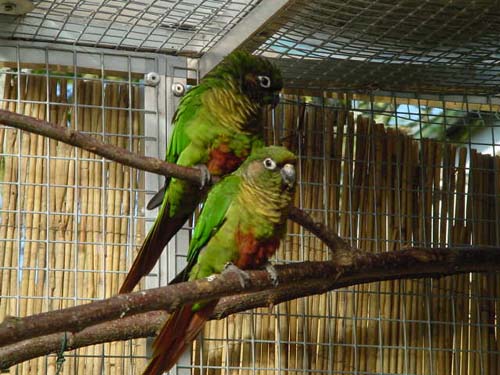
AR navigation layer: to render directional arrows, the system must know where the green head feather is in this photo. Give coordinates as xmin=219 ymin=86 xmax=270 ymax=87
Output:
xmin=204 ymin=50 xmax=283 ymax=105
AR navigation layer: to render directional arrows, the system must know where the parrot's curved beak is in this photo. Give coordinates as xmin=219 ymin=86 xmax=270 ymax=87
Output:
xmin=280 ymin=163 xmax=296 ymax=189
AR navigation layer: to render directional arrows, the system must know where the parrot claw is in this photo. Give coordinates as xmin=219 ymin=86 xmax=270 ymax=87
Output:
xmin=264 ymin=262 xmax=279 ymax=287
xmin=194 ymin=164 xmax=212 ymax=189
xmin=223 ymin=263 xmax=251 ymax=288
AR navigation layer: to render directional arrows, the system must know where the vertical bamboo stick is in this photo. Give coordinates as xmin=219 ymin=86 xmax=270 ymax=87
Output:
xmin=310 ymin=103 xmax=328 ymax=372
xmin=19 ymin=74 xmax=47 ymax=375
xmin=76 ymin=80 xmax=91 ymax=375
xmin=85 ymin=80 xmax=103 ymax=374
xmin=33 ymin=77 xmax=49 ymax=320
xmin=0 ymin=74 xmax=19 ymax=322
xmin=406 ymin=136 xmax=418 ymax=375
xmin=29 ymin=82 xmax=47 ymax=314
xmin=375 ymin=124 xmax=390 ymax=374
xmin=476 ymin=154 xmax=491 ymax=375
xmin=437 ymin=143 xmax=455 ymax=375
xmin=454 ymin=147 xmax=468 ymax=375
xmin=110 ymin=85 xmax=130 ymax=373
xmin=239 ymin=313 xmax=253 ymax=375
xmin=495 ymin=156 xmax=500 ymax=375
xmin=394 ymin=130 xmax=406 ymax=375
xmin=428 ymin=141 xmax=440 ymax=375
xmin=333 ymin=108 xmax=343 ymax=228
xmin=445 ymin=145 xmax=456 ymax=375
xmin=355 ymin=116 xmax=370 ymax=373
xmin=381 ymin=127 xmax=395 ymax=374
xmin=335 ymin=110 xmax=355 ymax=373
xmin=283 ymin=97 xmax=299 ymax=374
xmin=48 ymin=77 xmax=62 ymax=312
xmin=468 ymin=150 xmax=480 ymax=375
xmin=309 ymin=105 xmax=325 ymax=372
xmin=19 ymin=75 xmax=40 ymax=320
xmin=331 ymin=109 xmax=345 ymax=231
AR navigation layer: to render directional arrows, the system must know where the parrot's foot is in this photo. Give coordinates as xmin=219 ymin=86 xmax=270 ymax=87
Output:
xmin=194 ymin=164 xmax=212 ymax=189
xmin=263 ymin=262 xmax=279 ymax=287
xmin=223 ymin=263 xmax=251 ymax=288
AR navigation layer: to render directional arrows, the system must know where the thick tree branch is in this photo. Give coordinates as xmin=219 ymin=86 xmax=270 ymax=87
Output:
xmin=0 ymin=109 xmax=347 ymax=251
xmin=1 ymin=246 xmax=499 ymax=368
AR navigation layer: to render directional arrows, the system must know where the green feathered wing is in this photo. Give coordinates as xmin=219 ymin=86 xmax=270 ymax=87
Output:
xmin=170 ymin=175 xmax=240 ymax=284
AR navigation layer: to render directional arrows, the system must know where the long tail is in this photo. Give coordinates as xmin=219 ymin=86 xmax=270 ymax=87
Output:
xmin=142 ymin=301 xmax=218 ymax=375
xmin=119 ymin=201 xmax=188 ymax=294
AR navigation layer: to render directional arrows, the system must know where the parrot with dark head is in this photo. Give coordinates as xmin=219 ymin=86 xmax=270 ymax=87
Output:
xmin=119 ymin=51 xmax=283 ymax=293
xmin=142 ymin=145 xmax=297 ymax=375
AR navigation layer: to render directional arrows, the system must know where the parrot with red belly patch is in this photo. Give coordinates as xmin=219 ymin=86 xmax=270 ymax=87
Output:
xmin=142 ymin=145 xmax=297 ymax=375
xmin=119 ymin=51 xmax=283 ymax=294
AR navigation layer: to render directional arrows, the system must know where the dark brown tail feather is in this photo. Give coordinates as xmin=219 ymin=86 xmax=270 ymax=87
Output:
xmin=142 ymin=301 xmax=217 ymax=375
xmin=119 ymin=210 xmax=188 ymax=294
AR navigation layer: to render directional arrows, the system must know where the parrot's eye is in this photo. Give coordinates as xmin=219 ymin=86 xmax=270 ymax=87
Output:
xmin=263 ymin=158 xmax=276 ymax=170
xmin=257 ymin=75 xmax=271 ymax=89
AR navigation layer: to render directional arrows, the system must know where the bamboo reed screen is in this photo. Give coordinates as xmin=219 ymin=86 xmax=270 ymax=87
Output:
xmin=0 ymin=73 xmax=148 ymax=374
xmin=193 ymin=96 xmax=500 ymax=375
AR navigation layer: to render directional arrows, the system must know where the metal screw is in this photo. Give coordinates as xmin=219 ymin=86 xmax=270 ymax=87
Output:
xmin=144 ymin=72 xmax=160 ymax=87
xmin=172 ymin=82 xmax=186 ymax=97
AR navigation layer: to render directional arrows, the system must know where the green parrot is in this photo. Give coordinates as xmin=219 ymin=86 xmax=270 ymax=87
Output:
xmin=142 ymin=146 xmax=297 ymax=375
xmin=119 ymin=51 xmax=283 ymax=293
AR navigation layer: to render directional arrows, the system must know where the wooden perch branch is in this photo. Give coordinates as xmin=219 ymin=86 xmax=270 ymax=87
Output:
xmin=1 ymin=246 xmax=499 ymax=368
xmin=288 ymin=206 xmax=351 ymax=250
xmin=0 ymin=109 xmax=348 ymax=252
xmin=0 ymin=109 xmax=203 ymax=185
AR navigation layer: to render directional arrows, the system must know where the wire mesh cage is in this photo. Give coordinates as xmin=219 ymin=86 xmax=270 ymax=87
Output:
xmin=0 ymin=0 xmax=261 ymax=55
xmin=0 ymin=1 xmax=499 ymax=375
xmin=248 ymin=0 xmax=500 ymax=95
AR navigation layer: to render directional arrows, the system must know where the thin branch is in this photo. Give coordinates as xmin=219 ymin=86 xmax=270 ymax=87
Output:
xmin=288 ymin=206 xmax=351 ymax=251
xmin=0 ymin=109 xmax=203 ymax=185
xmin=0 ymin=109 xmax=347 ymax=251
xmin=1 ymin=246 xmax=499 ymax=368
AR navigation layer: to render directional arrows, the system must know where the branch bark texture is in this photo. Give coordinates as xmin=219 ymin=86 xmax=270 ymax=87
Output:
xmin=1 ymin=246 xmax=499 ymax=368
xmin=0 ymin=109 xmax=204 ymax=185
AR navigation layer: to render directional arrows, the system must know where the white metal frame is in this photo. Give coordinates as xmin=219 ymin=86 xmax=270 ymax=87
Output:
xmin=198 ymin=0 xmax=294 ymax=77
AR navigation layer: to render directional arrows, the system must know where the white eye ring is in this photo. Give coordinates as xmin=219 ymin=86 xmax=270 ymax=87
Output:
xmin=257 ymin=75 xmax=271 ymax=89
xmin=263 ymin=158 xmax=276 ymax=170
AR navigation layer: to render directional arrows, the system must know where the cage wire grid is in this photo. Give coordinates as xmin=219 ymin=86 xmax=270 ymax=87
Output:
xmin=0 ymin=0 xmax=499 ymax=374
xmin=245 ymin=0 xmax=500 ymax=96
xmin=0 ymin=0 xmax=262 ymax=56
